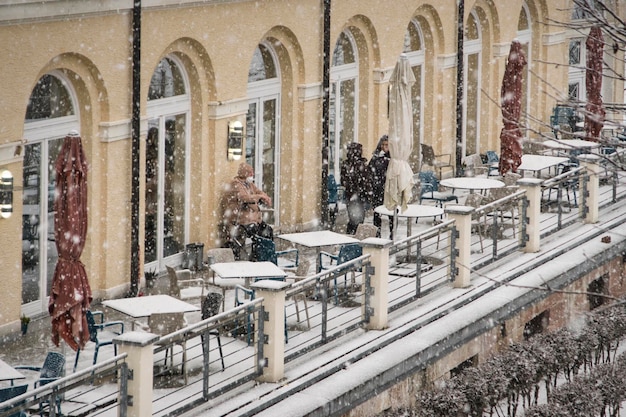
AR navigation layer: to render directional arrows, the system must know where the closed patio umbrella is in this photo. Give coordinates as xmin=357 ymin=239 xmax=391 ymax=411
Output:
xmin=384 ymin=54 xmax=415 ymax=222
xmin=585 ymin=26 xmax=604 ymax=142
xmin=499 ymin=40 xmax=527 ymax=175
xmin=49 ymin=130 xmax=92 ymax=351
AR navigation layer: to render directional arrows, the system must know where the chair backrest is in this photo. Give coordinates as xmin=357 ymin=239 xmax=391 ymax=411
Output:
xmin=166 ymin=265 xmax=181 ymax=298
xmin=0 ymin=384 xmax=28 ymax=417
xmin=202 ymin=293 xmax=223 ymax=320
xmin=418 ymin=171 xmax=439 ymax=194
xmin=295 ymin=258 xmax=311 ymax=277
xmin=353 ymin=224 xmax=378 ymax=240
xmin=420 ymin=144 xmax=435 ymax=163
xmin=85 ymin=310 xmax=99 ymax=343
xmin=465 ymin=193 xmax=483 ymax=209
xmin=486 ymin=151 xmax=499 ymax=164
xmin=252 ymin=235 xmax=277 ymax=264
xmin=489 ymin=187 xmax=516 ymax=201
xmin=40 ymin=352 xmax=65 ymax=380
xmin=149 ymin=312 xmax=186 ymax=336
xmin=206 ymin=248 xmax=235 ymax=264
xmin=337 ymin=244 xmax=363 ymax=265
xmin=328 ymin=174 xmax=338 ymax=204
xmin=503 ymin=172 xmax=521 ymax=186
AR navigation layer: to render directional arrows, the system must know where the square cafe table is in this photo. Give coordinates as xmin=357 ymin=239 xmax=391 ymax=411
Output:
xmin=518 ymin=154 xmax=569 ymax=178
xmin=439 ymin=177 xmax=504 ymax=194
xmin=278 ymin=230 xmax=359 ymax=272
xmin=374 ymin=204 xmax=444 ymax=237
xmin=102 ymin=294 xmax=199 ymax=329
xmin=0 ymin=358 xmax=25 ymax=385
xmin=210 ymin=261 xmax=287 ymax=287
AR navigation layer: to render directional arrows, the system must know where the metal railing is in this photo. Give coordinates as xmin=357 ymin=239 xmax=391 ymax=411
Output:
xmin=284 ymin=255 xmax=371 ymax=361
xmin=0 ymin=355 xmax=128 ymax=417
xmin=387 ymin=220 xmax=456 ymax=312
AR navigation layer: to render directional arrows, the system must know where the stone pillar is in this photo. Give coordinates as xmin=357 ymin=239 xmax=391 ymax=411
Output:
xmin=518 ymin=178 xmax=543 ymax=253
xmin=251 ymin=280 xmax=289 ymax=382
xmin=579 ymin=154 xmax=601 ymax=224
xmin=445 ymin=205 xmax=473 ymax=288
xmin=113 ymin=332 xmax=159 ymax=417
xmin=360 ymin=237 xmax=393 ymax=330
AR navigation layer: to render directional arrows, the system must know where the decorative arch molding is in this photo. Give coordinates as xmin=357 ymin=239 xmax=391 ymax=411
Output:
xmin=413 ymin=3 xmax=446 ymax=56
xmin=344 ymin=14 xmax=380 ymax=71
xmin=35 ymin=52 xmax=107 ymax=143
xmin=260 ymin=25 xmax=305 ymax=87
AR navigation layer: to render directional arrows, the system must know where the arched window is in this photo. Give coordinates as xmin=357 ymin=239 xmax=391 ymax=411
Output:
xmin=247 ymin=42 xmax=281 ymax=226
xmin=403 ymin=19 xmax=425 ymax=171
xmin=463 ymin=10 xmax=482 ymax=156
xmin=22 ymin=72 xmax=78 ymax=316
xmin=145 ymin=56 xmax=190 ymax=268
xmin=330 ymin=30 xmax=358 ymax=182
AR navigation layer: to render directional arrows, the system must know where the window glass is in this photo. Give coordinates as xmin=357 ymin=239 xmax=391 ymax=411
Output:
xmin=148 ymin=58 xmax=186 ymax=100
xmin=332 ymin=32 xmax=355 ymax=66
xmin=248 ymin=44 xmax=277 ymax=82
xmin=569 ymin=40 xmax=581 ymax=65
xmin=403 ymin=21 xmax=422 ymax=53
xmin=25 ymin=74 xmax=74 ymax=120
xmin=465 ymin=13 xmax=479 ymax=41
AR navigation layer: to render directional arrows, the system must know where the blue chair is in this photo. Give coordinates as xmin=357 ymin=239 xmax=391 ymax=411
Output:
xmin=251 ymin=235 xmax=298 ymax=269
xmin=327 ymin=174 xmax=344 ymax=228
xmin=418 ymin=171 xmax=458 ymax=208
xmin=319 ymin=243 xmax=363 ymax=304
xmin=15 ymin=352 xmax=65 ymax=416
xmin=73 ymin=310 xmax=124 ymax=372
xmin=485 ymin=151 xmax=500 ymax=176
xmin=0 ymin=384 xmax=28 ymax=417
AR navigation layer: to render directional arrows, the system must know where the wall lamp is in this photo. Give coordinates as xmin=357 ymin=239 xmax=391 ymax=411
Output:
xmin=0 ymin=169 xmax=13 ymax=219
xmin=227 ymin=120 xmax=244 ymax=161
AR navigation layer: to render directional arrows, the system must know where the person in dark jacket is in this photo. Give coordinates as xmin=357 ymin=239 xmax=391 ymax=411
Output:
xmin=340 ymin=142 xmax=372 ymax=234
xmin=368 ymin=135 xmax=393 ymax=238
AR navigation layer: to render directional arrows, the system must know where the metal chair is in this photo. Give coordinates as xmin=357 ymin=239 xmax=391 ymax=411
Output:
xmin=15 ymin=352 xmax=65 ymax=416
xmin=73 ymin=310 xmax=124 ymax=372
xmin=485 ymin=151 xmax=500 ymax=176
xmin=149 ymin=312 xmax=188 ymax=385
xmin=465 ymin=193 xmax=486 ymax=253
xmin=201 ymin=293 xmax=225 ymax=371
xmin=351 ymin=223 xmax=378 ymax=240
xmin=166 ymin=265 xmax=205 ymax=302
xmin=420 ymin=143 xmax=454 ymax=178
xmin=206 ymin=248 xmax=237 ymax=311
xmin=234 ymin=284 xmax=289 ymax=345
xmin=319 ymin=243 xmax=363 ymax=304
xmin=0 ymin=384 xmax=28 ymax=417
xmin=285 ymin=258 xmax=312 ymax=329
xmin=486 ymin=187 xmax=519 ymax=238
xmin=418 ymin=171 xmax=459 ymax=208
xmin=251 ymin=235 xmax=299 ymax=269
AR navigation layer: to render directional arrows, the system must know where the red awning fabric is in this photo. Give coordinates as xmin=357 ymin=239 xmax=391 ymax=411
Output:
xmin=49 ymin=131 xmax=92 ymax=351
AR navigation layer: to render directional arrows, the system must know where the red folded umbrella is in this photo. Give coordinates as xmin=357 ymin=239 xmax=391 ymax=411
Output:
xmin=499 ymin=40 xmax=527 ymax=175
xmin=49 ymin=131 xmax=92 ymax=351
xmin=585 ymin=26 xmax=605 ymax=142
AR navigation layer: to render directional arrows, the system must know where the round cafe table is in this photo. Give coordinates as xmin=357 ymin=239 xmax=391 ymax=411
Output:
xmin=374 ymin=204 xmax=444 ymax=238
xmin=439 ymin=177 xmax=504 ymax=194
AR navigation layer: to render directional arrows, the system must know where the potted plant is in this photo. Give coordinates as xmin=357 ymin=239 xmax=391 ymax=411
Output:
xmin=145 ymin=269 xmax=158 ymax=290
xmin=20 ymin=314 xmax=30 ymax=335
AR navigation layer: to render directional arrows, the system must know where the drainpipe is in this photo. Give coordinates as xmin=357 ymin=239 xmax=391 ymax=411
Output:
xmin=321 ymin=0 xmax=331 ymax=228
xmin=130 ymin=0 xmax=141 ymax=297
xmin=455 ymin=0 xmax=464 ymax=177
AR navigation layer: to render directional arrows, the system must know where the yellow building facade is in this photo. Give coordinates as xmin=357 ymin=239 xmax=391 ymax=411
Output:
xmin=0 ymin=0 xmax=623 ymax=334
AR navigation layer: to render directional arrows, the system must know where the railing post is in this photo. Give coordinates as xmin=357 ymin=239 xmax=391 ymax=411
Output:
xmin=518 ymin=178 xmax=543 ymax=253
xmin=445 ymin=206 xmax=473 ymax=288
xmin=251 ymin=280 xmax=289 ymax=382
xmin=579 ymin=154 xmax=601 ymax=224
xmin=113 ymin=332 xmax=159 ymax=417
xmin=360 ymin=237 xmax=393 ymax=330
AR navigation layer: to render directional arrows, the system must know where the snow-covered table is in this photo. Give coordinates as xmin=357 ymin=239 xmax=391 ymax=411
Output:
xmin=518 ymin=154 xmax=569 ymax=178
xmin=0 ymin=358 xmax=25 ymax=384
xmin=102 ymin=295 xmax=199 ymax=329
xmin=278 ymin=231 xmax=359 ymax=272
xmin=374 ymin=204 xmax=444 ymax=237
xmin=440 ymin=177 xmax=504 ymax=194
xmin=539 ymin=139 xmax=600 ymax=153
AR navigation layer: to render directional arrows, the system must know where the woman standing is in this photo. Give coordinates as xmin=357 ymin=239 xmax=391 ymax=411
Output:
xmin=340 ymin=142 xmax=372 ymax=235
xmin=369 ymin=135 xmax=393 ymax=238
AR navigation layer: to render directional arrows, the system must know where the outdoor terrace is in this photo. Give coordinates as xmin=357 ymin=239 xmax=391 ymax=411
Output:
xmin=2 ymin=151 xmax=626 ymax=417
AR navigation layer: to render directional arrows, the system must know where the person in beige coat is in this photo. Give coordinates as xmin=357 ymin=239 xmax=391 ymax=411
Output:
xmin=219 ymin=163 xmax=272 ymax=258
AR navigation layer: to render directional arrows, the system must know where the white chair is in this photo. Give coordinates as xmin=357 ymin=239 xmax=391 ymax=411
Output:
xmin=285 ymin=258 xmax=312 ymax=329
xmin=166 ymin=265 xmax=205 ymax=302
